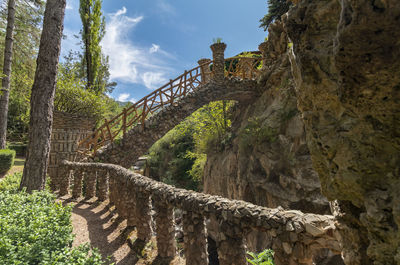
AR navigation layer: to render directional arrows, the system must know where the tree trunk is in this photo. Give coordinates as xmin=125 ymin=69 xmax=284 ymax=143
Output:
xmin=0 ymin=0 xmax=16 ymax=149
xmin=20 ymin=0 xmax=66 ymax=192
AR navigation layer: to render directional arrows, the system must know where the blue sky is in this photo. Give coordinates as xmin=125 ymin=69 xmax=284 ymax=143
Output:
xmin=61 ymin=0 xmax=268 ymax=103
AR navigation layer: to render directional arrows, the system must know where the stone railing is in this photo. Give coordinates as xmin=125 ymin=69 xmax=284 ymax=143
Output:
xmin=60 ymin=160 xmax=341 ymax=265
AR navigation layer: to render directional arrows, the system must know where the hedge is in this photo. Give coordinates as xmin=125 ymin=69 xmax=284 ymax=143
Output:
xmin=0 ymin=149 xmax=16 ymax=174
xmin=7 ymin=142 xmax=27 ymax=156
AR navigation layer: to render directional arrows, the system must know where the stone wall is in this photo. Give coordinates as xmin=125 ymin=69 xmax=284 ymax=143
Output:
xmin=61 ymin=160 xmax=340 ymax=265
xmin=48 ymin=111 xmax=94 ymax=192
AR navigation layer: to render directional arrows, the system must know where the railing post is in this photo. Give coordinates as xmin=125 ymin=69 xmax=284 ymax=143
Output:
xmin=59 ymin=165 xmax=70 ymax=196
xmin=72 ymin=169 xmax=84 ymax=198
xmin=154 ymin=196 xmax=176 ymax=259
xmin=122 ymin=108 xmax=127 ymax=138
xmin=217 ymin=220 xmax=247 ymax=265
xmin=210 ymin=42 xmax=227 ymax=83
xmin=135 ymin=189 xmax=153 ymax=242
xmin=85 ymin=169 xmax=97 ymax=199
xmin=198 ymin=58 xmax=212 ymax=84
xmin=108 ymin=171 xmax=116 ymax=205
xmin=126 ymin=181 xmax=137 ymax=227
xmin=141 ymin=99 xmax=147 ymax=130
xmin=114 ymin=176 xmax=129 ymax=219
xmin=182 ymin=211 xmax=209 ymax=265
xmin=97 ymin=169 xmax=109 ymax=201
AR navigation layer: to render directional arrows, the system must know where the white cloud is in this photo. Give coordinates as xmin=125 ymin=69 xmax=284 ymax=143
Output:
xmin=129 ymin=98 xmax=137 ymax=103
xmin=102 ymin=6 xmax=173 ymax=90
xmin=117 ymin=93 xmax=130 ymax=102
xmin=66 ymin=3 xmax=73 ymax=10
xmin=157 ymin=0 xmax=176 ymax=15
xmin=142 ymin=72 xmax=167 ymax=90
xmin=149 ymin=44 xmax=160 ymax=54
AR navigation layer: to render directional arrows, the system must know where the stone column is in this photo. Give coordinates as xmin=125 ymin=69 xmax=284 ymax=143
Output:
xmin=108 ymin=172 xmax=116 ymax=205
xmin=135 ymin=189 xmax=152 ymax=242
xmin=114 ymin=178 xmax=129 ymax=219
xmin=154 ymin=197 xmax=176 ymax=258
xmin=198 ymin=58 xmax=212 ymax=84
xmin=97 ymin=169 xmax=109 ymax=201
xmin=217 ymin=220 xmax=247 ymax=265
xmin=72 ymin=169 xmax=84 ymax=198
xmin=126 ymin=181 xmax=137 ymax=227
xmin=85 ymin=169 xmax=97 ymax=199
xmin=182 ymin=211 xmax=209 ymax=265
xmin=210 ymin=42 xmax=227 ymax=82
xmin=58 ymin=165 xmax=70 ymax=196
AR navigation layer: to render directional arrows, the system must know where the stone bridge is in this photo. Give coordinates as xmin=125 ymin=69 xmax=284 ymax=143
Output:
xmin=60 ymin=160 xmax=340 ymax=265
xmin=79 ymin=43 xmax=262 ymax=168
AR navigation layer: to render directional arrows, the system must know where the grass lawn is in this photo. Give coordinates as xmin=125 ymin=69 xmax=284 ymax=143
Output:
xmin=6 ymin=156 xmax=25 ymax=176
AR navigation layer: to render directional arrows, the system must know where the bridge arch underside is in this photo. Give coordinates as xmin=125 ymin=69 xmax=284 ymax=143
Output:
xmin=94 ymin=79 xmax=259 ymax=168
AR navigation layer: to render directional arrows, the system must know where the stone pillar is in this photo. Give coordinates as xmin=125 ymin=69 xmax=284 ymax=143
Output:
xmin=182 ymin=211 xmax=209 ymax=265
xmin=97 ymin=169 xmax=109 ymax=201
xmin=58 ymin=165 xmax=70 ymax=196
xmin=85 ymin=169 xmax=97 ymax=199
xmin=135 ymin=190 xmax=153 ymax=242
xmin=72 ymin=169 xmax=84 ymax=198
xmin=258 ymin=41 xmax=268 ymax=70
xmin=126 ymin=182 xmax=137 ymax=227
xmin=210 ymin=42 xmax=227 ymax=82
xmin=114 ymin=177 xmax=129 ymax=219
xmin=154 ymin=197 xmax=176 ymax=258
xmin=108 ymin=172 xmax=116 ymax=205
xmin=217 ymin=220 xmax=247 ymax=265
xmin=198 ymin=58 xmax=212 ymax=84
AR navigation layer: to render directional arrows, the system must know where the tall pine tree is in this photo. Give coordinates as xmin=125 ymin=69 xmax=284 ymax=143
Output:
xmin=79 ymin=0 xmax=106 ymax=94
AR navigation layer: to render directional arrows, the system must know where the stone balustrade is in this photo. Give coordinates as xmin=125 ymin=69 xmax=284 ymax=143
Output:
xmin=60 ymin=160 xmax=340 ymax=265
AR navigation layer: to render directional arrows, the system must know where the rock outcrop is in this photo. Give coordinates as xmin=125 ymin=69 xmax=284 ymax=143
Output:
xmin=203 ymin=20 xmax=335 ymax=261
xmin=286 ymin=0 xmax=400 ymax=263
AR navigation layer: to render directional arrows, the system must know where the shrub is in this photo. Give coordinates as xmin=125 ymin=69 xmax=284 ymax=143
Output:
xmin=0 ymin=149 xmax=16 ymax=174
xmin=0 ymin=174 xmax=108 ymax=264
xmin=0 ymin=172 xmax=21 ymax=192
xmin=7 ymin=142 xmax=27 ymax=156
xmin=247 ymin=249 xmax=275 ymax=265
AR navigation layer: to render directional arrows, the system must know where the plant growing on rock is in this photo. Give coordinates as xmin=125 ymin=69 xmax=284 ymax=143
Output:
xmin=247 ymin=249 xmax=275 ymax=265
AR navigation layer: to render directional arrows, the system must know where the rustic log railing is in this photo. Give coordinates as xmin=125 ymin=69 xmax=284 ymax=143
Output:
xmin=60 ymin=160 xmax=340 ymax=265
xmin=78 ymin=56 xmax=263 ymax=156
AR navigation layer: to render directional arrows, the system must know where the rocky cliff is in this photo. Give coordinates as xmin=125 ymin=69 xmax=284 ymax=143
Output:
xmin=285 ymin=0 xmax=400 ymax=263
xmin=203 ymin=20 xmax=333 ymax=255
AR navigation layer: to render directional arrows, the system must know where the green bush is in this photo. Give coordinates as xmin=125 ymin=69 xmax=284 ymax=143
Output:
xmin=0 ymin=174 xmax=108 ymax=264
xmin=0 ymin=172 xmax=21 ymax=192
xmin=247 ymin=249 xmax=275 ymax=265
xmin=0 ymin=149 xmax=16 ymax=174
xmin=7 ymin=142 xmax=27 ymax=156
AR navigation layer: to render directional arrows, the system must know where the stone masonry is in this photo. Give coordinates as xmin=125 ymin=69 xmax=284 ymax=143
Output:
xmin=61 ymin=160 xmax=341 ymax=265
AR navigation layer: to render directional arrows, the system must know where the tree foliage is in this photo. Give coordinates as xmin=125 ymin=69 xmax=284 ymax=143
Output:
xmin=147 ymin=101 xmax=234 ymax=191
xmin=79 ymin=0 xmax=111 ymax=94
xmin=0 ymin=0 xmax=44 ymax=141
xmin=259 ymin=0 xmax=292 ymax=31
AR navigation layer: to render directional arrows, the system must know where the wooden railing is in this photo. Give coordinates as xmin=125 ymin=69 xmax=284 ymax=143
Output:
xmin=78 ymin=57 xmax=263 ymax=156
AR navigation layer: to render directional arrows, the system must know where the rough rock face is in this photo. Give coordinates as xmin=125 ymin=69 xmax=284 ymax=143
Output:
xmin=286 ymin=0 xmax=400 ymax=263
xmin=203 ymin=20 xmax=331 ymax=252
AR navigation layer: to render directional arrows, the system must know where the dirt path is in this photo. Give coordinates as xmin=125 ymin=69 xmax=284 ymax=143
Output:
xmin=60 ymin=195 xmax=184 ymax=265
